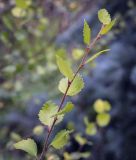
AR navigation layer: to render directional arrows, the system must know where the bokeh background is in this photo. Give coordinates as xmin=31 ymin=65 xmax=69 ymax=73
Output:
xmin=0 ymin=0 xmax=136 ymax=159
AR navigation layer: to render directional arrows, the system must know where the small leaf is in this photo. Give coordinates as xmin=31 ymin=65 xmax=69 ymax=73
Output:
xmin=51 ymin=130 xmax=71 ymax=149
xmin=15 ymin=0 xmax=31 ymax=9
xmin=64 ymin=152 xmax=91 ymax=159
xmin=72 ymin=48 xmax=84 ymax=60
xmin=100 ymin=19 xmax=116 ymax=35
xmin=83 ymin=19 xmax=91 ymax=45
xmin=84 ymin=117 xmax=89 ymax=126
xmin=58 ymin=75 xmax=84 ymax=96
xmin=53 ymin=102 xmax=74 ymax=117
xmin=96 ymin=113 xmax=111 ymax=127
xmin=98 ymin=9 xmax=111 ymax=25
xmin=75 ymin=134 xmax=87 ymax=145
xmin=93 ymin=99 xmax=111 ymax=113
xmin=85 ymin=122 xmax=97 ymax=136
xmin=11 ymin=7 xmax=26 ymax=18
xmin=10 ymin=132 xmax=21 ymax=142
xmin=80 ymin=152 xmax=91 ymax=158
xmin=14 ymin=138 xmax=37 ymax=157
xmin=38 ymin=101 xmax=63 ymax=127
xmin=56 ymin=55 xmax=73 ymax=80
xmin=33 ymin=125 xmax=44 ymax=135
xmin=64 ymin=152 xmax=73 ymax=160
xmin=85 ymin=49 xmax=110 ymax=64
xmin=2 ymin=16 xmax=13 ymax=31
xmin=84 ymin=117 xmax=97 ymax=136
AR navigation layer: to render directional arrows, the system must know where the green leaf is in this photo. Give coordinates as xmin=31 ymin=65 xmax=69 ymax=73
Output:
xmin=75 ymin=134 xmax=87 ymax=145
xmin=85 ymin=49 xmax=110 ymax=64
xmin=84 ymin=117 xmax=89 ymax=126
xmin=15 ymin=0 xmax=31 ymax=9
xmin=10 ymin=132 xmax=21 ymax=142
xmin=11 ymin=7 xmax=27 ymax=18
xmin=58 ymin=75 xmax=84 ymax=96
xmin=64 ymin=152 xmax=91 ymax=159
xmin=85 ymin=122 xmax=97 ymax=136
xmin=38 ymin=101 xmax=63 ymax=127
xmin=100 ymin=19 xmax=116 ymax=35
xmin=83 ymin=19 xmax=91 ymax=45
xmin=53 ymin=102 xmax=74 ymax=117
xmin=72 ymin=48 xmax=84 ymax=60
xmin=51 ymin=130 xmax=71 ymax=149
xmin=98 ymin=9 xmax=111 ymax=25
xmin=96 ymin=113 xmax=111 ymax=127
xmin=14 ymin=138 xmax=37 ymax=157
xmin=33 ymin=125 xmax=44 ymax=135
xmin=56 ymin=55 xmax=73 ymax=80
xmin=84 ymin=117 xmax=97 ymax=136
xmin=2 ymin=16 xmax=13 ymax=31
xmin=93 ymin=99 xmax=111 ymax=113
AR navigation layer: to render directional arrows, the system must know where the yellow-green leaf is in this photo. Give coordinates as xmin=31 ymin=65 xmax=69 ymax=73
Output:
xmin=86 ymin=122 xmax=97 ymax=136
xmin=72 ymin=48 xmax=84 ymax=60
xmin=84 ymin=117 xmax=97 ymax=136
xmin=10 ymin=132 xmax=21 ymax=142
xmin=51 ymin=130 xmax=70 ymax=149
xmin=38 ymin=101 xmax=63 ymax=127
xmin=75 ymin=134 xmax=87 ymax=145
xmin=84 ymin=116 xmax=89 ymax=125
xmin=33 ymin=125 xmax=44 ymax=135
xmin=100 ymin=19 xmax=116 ymax=35
xmin=83 ymin=19 xmax=91 ymax=46
xmin=14 ymin=138 xmax=37 ymax=157
xmin=93 ymin=99 xmax=111 ymax=113
xmin=15 ymin=0 xmax=31 ymax=9
xmin=98 ymin=9 xmax=111 ymax=25
xmin=11 ymin=7 xmax=26 ymax=18
xmin=56 ymin=55 xmax=73 ymax=80
xmin=85 ymin=49 xmax=110 ymax=64
xmin=96 ymin=113 xmax=111 ymax=127
xmin=53 ymin=102 xmax=74 ymax=117
xmin=58 ymin=75 xmax=84 ymax=96
xmin=64 ymin=152 xmax=91 ymax=159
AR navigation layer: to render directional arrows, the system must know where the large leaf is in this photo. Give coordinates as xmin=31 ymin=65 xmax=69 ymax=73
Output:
xmin=83 ymin=19 xmax=91 ymax=46
xmin=98 ymin=9 xmax=111 ymax=25
xmin=53 ymin=102 xmax=74 ymax=117
xmin=51 ymin=130 xmax=71 ymax=149
xmin=100 ymin=19 xmax=116 ymax=35
xmin=56 ymin=55 xmax=73 ymax=80
xmin=38 ymin=101 xmax=63 ymax=127
xmin=14 ymin=138 xmax=37 ymax=157
xmin=58 ymin=75 xmax=84 ymax=96
xmin=85 ymin=49 xmax=110 ymax=64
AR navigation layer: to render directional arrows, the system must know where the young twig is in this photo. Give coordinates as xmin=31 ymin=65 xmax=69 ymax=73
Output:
xmin=38 ymin=24 xmax=104 ymax=160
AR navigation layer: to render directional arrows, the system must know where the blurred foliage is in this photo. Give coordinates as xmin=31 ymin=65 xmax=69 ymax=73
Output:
xmin=0 ymin=0 xmax=96 ymax=159
xmin=0 ymin=0 xmax=92 ymax=109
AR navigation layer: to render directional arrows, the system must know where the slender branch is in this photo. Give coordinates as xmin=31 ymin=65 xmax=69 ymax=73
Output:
xmin=38 ymin=25 xmax=104 ymax=160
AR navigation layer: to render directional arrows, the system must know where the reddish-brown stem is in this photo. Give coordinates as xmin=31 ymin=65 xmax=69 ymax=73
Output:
xmin=38 ymin=25 xmax=104 ymax=160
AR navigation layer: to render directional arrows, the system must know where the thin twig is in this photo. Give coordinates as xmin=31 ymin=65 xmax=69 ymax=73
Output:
xmin=38 ymin=24 xmax=104 ymax=160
